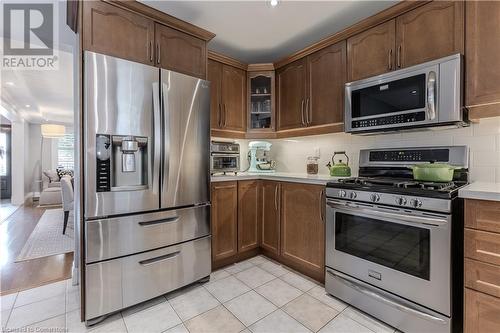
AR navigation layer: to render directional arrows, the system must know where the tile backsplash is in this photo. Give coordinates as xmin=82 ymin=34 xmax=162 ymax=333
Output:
xmin=215 ymin=116 xmax=500 ymax=183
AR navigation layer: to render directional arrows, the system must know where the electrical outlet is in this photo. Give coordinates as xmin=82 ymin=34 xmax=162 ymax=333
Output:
xmin=314 ymin=147 xmax=320 ymax=158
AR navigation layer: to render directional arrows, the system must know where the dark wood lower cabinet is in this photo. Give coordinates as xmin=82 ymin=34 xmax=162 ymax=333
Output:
xmin=238 ymin=180 xmax=260 ymax=253
xmin=280 ymin=183 xmax=325 ymax=282
xmin=211 ymin=180 xmax=325 ymax=283
xmin=211 ymin=181 xmax=238 ymax=263
xmin=465 ymin=288 xmax=500 ymax=333
xmin=261 ymin=181 xmax=280 ymax=256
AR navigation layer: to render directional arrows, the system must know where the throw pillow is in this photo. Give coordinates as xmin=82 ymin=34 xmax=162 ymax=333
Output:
xmin=43 ymin=170 xmax=59 ymax=183
xmin=56 ymin=168 xmax=74 ymax=179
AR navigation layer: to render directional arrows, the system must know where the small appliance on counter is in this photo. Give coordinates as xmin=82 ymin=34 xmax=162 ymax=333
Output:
xmin=210 ymin=141 xmax=240 ymax=175
xmin=326 ymin=151 xmax=351 ymax=177
xmin=248 ymin=141 xmax=276 ymax=173
xmin=325 ymin=145 xmax=469 ymax=333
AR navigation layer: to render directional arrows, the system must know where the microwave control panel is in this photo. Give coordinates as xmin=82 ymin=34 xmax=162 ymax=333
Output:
xmin=352 ymin=111 xmax=425 ymax=129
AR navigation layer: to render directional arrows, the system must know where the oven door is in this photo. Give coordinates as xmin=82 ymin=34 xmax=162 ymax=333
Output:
xmin=210 ymin=154 xmax=239 ymax=173
xmin=326 ymin=199 xmax=451 ymax=315
xmin=345 ymin=64 xmax=439 ymax=133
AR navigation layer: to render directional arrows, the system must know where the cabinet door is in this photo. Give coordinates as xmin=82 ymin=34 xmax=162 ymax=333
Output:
xmin=261 ymin=181 xmax=280 ymax=255
xmin=155 ymin=23 xmax=207 ymax=79
xmin=307 ymin=41 xmax=346 ymax=126
xmin=221 ymin=65 xmax=246 ymax=131
xmin=466 ymin=1 xmax=500 ymax=108
xmin=347 ymin=20 xmax=395 ymax=82
xmin=277 ymin=59 xmax=308 ymax=130
xmin=238 ymin=180 xmax=260 ymax=253
xmin=82 ymin=1 xmax=154 ymax=65
xmin=465 ymin=288 xmax=500 ymax=333
xmin=396 ymin=1 xmax=464 ymax=69
xmin=211 ymin=182 xmax=238 ymax=262
xmin=208 ymin=60 xmax=223 ymax=130
xmin=280 ymin=183 xmax=325 ymax=279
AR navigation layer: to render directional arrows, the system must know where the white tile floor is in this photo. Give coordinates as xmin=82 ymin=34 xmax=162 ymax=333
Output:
xmin=0 ymin=255 xmax=397 ymax=333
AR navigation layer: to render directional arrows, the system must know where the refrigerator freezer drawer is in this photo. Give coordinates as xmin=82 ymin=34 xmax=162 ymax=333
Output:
xmin=86 ymin=205 xmax=210 ymax=263
xmin=85 ymin=236 xmax=211 ymax=321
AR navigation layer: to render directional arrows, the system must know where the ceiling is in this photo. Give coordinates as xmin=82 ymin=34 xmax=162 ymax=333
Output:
xmin=0 ymin=1 xmax=77 ymax=125
xmin=141 ymin=0 xmax=398 ymax=63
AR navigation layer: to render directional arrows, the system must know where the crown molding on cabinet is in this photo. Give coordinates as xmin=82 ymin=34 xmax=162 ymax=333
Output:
xmin=273 ymin=1 xmax=429 ymax=69
xmin=105 ymin=0 xmax=216 ymax=41
xmin=247 ymin=63 xmax=275 ymax=72
xmin=208 ymin=50 xmax=248 ymax=70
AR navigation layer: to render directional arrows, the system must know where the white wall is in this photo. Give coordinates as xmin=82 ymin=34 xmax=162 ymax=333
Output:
xmin=218 ymin=116 xmax=500 ymax=183
xmin=11 ymin=120 xmax=27 ymax=204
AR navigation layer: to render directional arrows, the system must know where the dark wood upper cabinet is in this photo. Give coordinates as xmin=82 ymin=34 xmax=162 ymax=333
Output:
xmin=211 ymin=182 xmax=238 ymax=262
xmin=155 ymin=23 xmax=207 ymax=79
xmin=347 ymin=20 xmax=395 ymax=82
xmin=221 ymin=65 xmax=246 ymax=131
xmin=396 ymin=1 xmax=464 ymax=69
xmin=238 ymin=180 xmax=261 ymax=253
xmin=280 ymin=183 xmax=325 ymax=281
xmin=277 ymin=59 xmax=307 ymax=130
xmin=466 ymin=1 xmax=500 ymax=114
xmin=208 ymin=60 xmax=223 ymax=130
xmin=82 ymin=1 xmax=154 ymax=65
xmin=261 ymin=181 xmax=281 ymax=256
xmin=307 ymin=41 xmax=346 ymax=126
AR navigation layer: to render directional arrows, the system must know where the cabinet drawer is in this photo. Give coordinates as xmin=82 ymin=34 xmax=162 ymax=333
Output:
xmin=465 ymin=228 xmax=500 ymax=266
xmin=465 ymin=199 xmax=500 ymax=233
xmin=86 ymin=205 xmax=210 ymax=262
xmin=86 ymin=236 xmax=211 ymax=320
xmin=465 ymin=258 xmax=500 ymax=298
xmin=465 ymin=288 xmax=500 ymax=333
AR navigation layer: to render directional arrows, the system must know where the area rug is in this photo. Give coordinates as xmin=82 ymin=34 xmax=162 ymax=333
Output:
xmin=16 ymin=208 xmax=74 ymax=262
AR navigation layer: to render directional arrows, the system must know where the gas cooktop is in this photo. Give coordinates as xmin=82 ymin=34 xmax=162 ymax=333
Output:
xmin=327 ymin=177 xmax=468 ymax=199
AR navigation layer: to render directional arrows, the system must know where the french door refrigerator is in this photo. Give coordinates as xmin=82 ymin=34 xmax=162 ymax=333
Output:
xmin=83 ymin=51 xmax=211 ymax=323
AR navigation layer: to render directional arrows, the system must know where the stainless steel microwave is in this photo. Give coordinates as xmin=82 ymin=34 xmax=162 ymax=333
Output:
xmin=345 ymin=54 xmax=466 ymax=134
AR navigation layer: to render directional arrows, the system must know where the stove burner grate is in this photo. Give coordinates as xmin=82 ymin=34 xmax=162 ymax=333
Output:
xmin=338 ymin=177 xmax=459 ymax=192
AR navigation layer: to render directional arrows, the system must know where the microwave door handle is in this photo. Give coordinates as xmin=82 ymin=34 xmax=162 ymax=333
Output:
xmin=327 ymin=201 xmax=448 ymax=227
xmin=427 ymin=71 xmax=437 ymax=120
xmin=326 ymin=270 xmax=447 ymax=325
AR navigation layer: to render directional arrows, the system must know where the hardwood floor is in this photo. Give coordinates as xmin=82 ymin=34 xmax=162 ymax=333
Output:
xmin=0 ymin=204 xmax=73 ymax=295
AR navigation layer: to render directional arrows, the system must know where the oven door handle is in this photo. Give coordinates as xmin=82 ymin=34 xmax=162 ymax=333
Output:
xmin=326 ymin=270 xmax=447 ymax=325
xmin=327 ymin=201 xmax=448 ymax=227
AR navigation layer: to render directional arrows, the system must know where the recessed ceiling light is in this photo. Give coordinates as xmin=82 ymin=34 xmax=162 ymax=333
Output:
xmin=5 ymin=81 xmax=14 ymax=86
xmin=270 ymin=0 xmax=279 ymax=7
xmin=25 ymin=104 xmax=31 ymax=108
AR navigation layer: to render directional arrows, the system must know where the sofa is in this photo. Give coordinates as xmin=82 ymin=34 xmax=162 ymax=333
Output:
xmin=39 ymin=170 xmax=62 ymax=206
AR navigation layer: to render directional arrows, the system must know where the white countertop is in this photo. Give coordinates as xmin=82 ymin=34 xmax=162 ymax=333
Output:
xmin=459 ymin=182 xmax=500 ymax=202
xmin=211 ymin=172 xmax=347 ymax=185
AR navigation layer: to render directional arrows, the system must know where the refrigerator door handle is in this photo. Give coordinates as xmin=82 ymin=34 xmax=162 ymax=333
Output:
xmin=161 ymin=77 xmax=170 ymax=197
xmin=152 ymin=81 xmax=161 ymax=196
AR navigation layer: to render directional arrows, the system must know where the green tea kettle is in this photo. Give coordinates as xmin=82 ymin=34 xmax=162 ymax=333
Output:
xmin=326 ymin=151 xmax=351 ymax=177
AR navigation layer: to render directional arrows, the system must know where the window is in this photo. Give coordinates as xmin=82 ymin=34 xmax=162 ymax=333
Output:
xmin=0 ymin=131 xmax=7 ymax=176
xmin=57 ymin=133 xmax=74 ymax=169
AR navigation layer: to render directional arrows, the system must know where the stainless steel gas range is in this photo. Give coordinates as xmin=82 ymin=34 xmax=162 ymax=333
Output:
xmin=325 ymin=146 xmax=468 ymax=333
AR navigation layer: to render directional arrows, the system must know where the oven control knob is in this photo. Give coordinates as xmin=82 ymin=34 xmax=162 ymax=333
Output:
xmin=350 ymin=192 xmax=357 ymax=199
xmin=396 ymin=197 xmax=407 ymax=206
xmin=338 ymin=190 xmax=347 ymax=198
xmin=370 ymin=193 xmax=380 ymax=202
xmin=410 ymin=199 xmax=422 ymax=208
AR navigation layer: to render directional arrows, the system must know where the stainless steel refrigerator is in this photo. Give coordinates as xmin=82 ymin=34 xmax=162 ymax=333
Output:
xmin=83 ymin=51 xmax=211 ymax=323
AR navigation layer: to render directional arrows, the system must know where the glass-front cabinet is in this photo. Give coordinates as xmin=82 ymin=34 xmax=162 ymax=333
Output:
xmin=247 ymin=70 xmax=275 ymax=133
